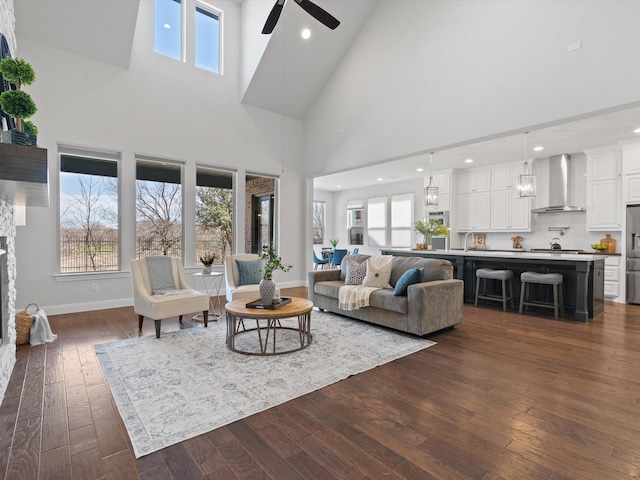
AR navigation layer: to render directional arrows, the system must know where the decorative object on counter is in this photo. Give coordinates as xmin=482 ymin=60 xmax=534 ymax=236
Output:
xmin=199 ymin=253 xmax=217 ymax=274
xmin=591 ymin=244 xmax=607 ymax=253
xmin=329 ymin=237 xmax=339 ymax=248
xmin=511 ymin=235 xmax=523 ymax=249
xmin=257 ymin=245 xmax=292 ymax=305
xmin=414 ymin=219 xmax=450 ymax=250
xmin=424 ymin=152 xmax=439 ymax=206
xmin=0 ymin=57 xmax=38 ymax=146
xmin=516 ymin=131 xmax=536 ymax=198
xmin=473 ymin=233 xmax=486 ymax=250
xmin=600 ymin=233 xmax=616 ymax=253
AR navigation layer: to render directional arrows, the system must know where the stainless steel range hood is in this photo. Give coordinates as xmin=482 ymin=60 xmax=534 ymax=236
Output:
xmin=531 ymin=154 xmax=586 ymax=213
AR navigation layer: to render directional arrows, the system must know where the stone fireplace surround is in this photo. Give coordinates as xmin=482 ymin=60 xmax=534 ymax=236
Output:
xmin=0 ymin=197 xmax=17 ymax=402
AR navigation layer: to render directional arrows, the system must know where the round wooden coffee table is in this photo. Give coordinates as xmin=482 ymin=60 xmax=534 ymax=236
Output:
xmin=224 ymin=297 xmax=313 ymax=355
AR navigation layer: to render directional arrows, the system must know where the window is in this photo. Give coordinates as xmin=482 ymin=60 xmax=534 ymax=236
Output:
xmin=195 ymin=4 xmax=221 ymax=73
xmin=154 ymin=0 xmax=182 ymax=61
xmin=136 ymin=159 xmax=183 ymax=257
xmin=59 ymin=154 xmax=119 ymax=272
xmin=367 ymin=197 xmax=387 ymax=247
xmin=245 ymin=174 xmax=277 ymax=254
xmin=391 ymin=193 xmax=413 ymax=247
xmin=312 ymin=201 xmax=325 ymax=245
xmin=196 ymin=165 xmax=233 ymax=265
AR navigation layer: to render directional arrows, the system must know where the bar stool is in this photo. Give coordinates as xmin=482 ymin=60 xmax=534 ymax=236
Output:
xmin=519 ymin=272 xmax=564 ymax=319
xmin=474 ymin=268 xmax=514 ymax=311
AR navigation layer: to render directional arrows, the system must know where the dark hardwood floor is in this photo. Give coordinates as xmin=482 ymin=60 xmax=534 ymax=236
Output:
xmin=1 ymin=286 xmax=640 ymax=479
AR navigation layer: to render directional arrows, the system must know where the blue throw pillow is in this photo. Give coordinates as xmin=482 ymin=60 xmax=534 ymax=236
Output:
xmin=236 ymin=259 xmax=263 ymax=285
xmin=393 ymin=267 xmax=424 ymax=296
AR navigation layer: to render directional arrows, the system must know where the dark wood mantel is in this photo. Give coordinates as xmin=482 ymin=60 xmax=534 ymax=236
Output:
xmin=0 ymin=142 xmax=49 ymax=207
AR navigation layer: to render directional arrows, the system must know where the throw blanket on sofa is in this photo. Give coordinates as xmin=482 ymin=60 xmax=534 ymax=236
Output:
xmin=338 ymin=285 xmax=381 ymax=311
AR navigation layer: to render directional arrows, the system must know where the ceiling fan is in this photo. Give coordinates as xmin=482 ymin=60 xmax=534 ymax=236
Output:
xmin=262 ymin=0 xmax=340 ymax=35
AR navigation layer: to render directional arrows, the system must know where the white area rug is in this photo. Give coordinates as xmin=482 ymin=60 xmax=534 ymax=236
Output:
xmin=94 ymin=310 xmax=435 ymax=458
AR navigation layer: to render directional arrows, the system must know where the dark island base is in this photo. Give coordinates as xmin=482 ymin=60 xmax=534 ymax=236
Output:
xmin=382 ymin=250 xmax=604 ymax=322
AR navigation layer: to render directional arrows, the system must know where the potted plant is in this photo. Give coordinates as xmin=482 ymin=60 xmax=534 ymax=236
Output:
xmin=0 ymin=57 xmax=38 ymax=147
xmin=199 ymin=253 xmax=217 ymax=274
xmin=258 ymin=245 xmax=292 ymax=305
xmin=329 ymin=238 xmax=339 ymax=248
xmin=414 ymin=219 xmax=450 ymax=250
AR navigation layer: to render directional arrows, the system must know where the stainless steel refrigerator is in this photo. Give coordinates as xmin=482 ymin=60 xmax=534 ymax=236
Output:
xmin=627 ymin=205 xmax=640 ymax=303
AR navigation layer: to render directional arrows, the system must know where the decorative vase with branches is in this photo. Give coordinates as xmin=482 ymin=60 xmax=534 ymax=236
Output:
xmin=414 ymin=220 xmax=450 ymax=250
xmin=199 ymin=253 xmax=217 ymax=274
xmin=329 ymin=238 xmax=339 ymax=248
xmin=257 ymin=245 xmax=292 ymax=304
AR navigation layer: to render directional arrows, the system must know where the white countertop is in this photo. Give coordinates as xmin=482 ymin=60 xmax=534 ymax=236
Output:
xmin=382 ymin=248 xmax=607 ymax=262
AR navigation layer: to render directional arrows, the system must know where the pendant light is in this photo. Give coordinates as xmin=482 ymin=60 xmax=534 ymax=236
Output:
xmin=517 ymin=132 xmax=536 ymax=198
xmin=424 ymin=152 xmax=439 ymax=206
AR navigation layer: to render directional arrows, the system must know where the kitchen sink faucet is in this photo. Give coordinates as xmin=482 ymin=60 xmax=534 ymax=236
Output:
xmin=464 ymin=232 xmax=475 ymax=252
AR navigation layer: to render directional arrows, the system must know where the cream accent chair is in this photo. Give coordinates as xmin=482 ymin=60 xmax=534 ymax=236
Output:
xmin=131 ymin=257 xmax=209 ymax=338
xmin=224 ymin=253 xmax=281 ymax=302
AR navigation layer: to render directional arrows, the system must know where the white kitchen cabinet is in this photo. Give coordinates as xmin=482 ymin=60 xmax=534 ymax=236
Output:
xmin=604 ymin=255 xmax=621 ymax=300
xmin=586 ymin=147 xmax=622 ymax=230
xmin=458 ymin=192 xmax=491 ymax=231
xmin=623 ymin=143 xmax=640 ymax=175
xmin=626 ymin=175 xmax=640 ymax=203
xmin=491 ymin=162 xmax=523 ymax=191
xmin=586 ymin=149 xmax=622 ymax=181
xmin=490 ymin=190 xmax=531 ymax=231
xmin=587 ymin=179 xmax=622 ymax=230
xmin=458 ymin=169 xmax=491 ymax=194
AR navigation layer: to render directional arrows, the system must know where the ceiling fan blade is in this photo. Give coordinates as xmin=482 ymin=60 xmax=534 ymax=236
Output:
xmin=262 ymin=0 xmax=286 ymax=34
xmin=294 ymin=0 xmax=340 ymax=30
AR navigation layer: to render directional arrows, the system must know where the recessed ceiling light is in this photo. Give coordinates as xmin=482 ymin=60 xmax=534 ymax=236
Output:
xmin=634 ymin=127 xmax=640 ymax=134
xmin=336 ymin=185 xmax=341 ymax=188
xmin=533 ymin=146 xmax=544 ymax=151
xmin=416 ymin=167 xmax=424 ymax=172
xmin=377 ymin=178 xmax=383 ymax=182
xmin=301 ymin=28 xmax=311 ymax=39
xmin=164 ymin=23 xmax=171 ymax=29
xmin=464 ymin=158 xmax=473 ymax=163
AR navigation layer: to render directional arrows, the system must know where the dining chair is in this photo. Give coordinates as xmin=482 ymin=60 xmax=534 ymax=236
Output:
xmin=313 ymin=250 xmax=330 ymax=270
xmin=330 ymin=249 xmax=348 ymax=269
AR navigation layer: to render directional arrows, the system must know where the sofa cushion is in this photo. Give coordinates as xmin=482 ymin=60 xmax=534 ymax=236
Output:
xmin=393 ymin=267 xmax=424 ymax=296
xmin=368 ymin=289 xmax=407 ymax=314
xmin=362 ymin=255 xmax=393 ymax=288
xmin=313 ymin=280 xmax=344 ymax=299
xmin=345 ymin=258 xmax=367 ymax=285
xmin=236 ymin=259 xmax=262 ymax=285
xmin=389 ymin=257 xmax=452 ymax=287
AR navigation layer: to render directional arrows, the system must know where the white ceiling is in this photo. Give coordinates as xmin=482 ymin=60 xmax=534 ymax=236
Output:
xmin=313 ymin=103 xmax=640 ymax=192
xmin=241 ymin=0 xmax=377 ymax=119
xmin=14 ymin=0 xmax=140 ymax=69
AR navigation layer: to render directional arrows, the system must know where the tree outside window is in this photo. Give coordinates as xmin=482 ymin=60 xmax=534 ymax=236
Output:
xmin=59 ymin=155 xmax=119 ymax=272
xmin=195 ymin=166 xmax=233 ymax=264
xmin=136 ymin=160 xmax=182 ymax=257
xmin=313 ymin=201 xmax=325 ymax=244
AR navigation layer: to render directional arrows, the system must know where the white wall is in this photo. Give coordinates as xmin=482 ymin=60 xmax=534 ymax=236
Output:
xmin=14 ymin=0 xmax=306 ymax=313
xmin=304 ymin=1 xmax=640 ymax=177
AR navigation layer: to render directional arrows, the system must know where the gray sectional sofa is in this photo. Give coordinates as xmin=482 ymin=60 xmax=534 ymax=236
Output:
xmin=308 ymin=254 xmax=463 ymax=336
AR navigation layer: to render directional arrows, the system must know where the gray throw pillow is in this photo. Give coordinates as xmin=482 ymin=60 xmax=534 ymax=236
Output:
xmin=236 ymin=259 xmax=263 ymax=285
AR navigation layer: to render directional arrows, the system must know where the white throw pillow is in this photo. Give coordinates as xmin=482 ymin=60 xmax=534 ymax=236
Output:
xmin=362 ymin=255 xmax=393 ymax=288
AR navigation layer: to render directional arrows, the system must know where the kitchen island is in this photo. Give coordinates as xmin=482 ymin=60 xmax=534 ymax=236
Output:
xmin=380 ymin=249 xmax=605 ymax=322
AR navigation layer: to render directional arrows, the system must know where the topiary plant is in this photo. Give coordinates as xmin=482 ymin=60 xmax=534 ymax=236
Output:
xmin=0 ymin=57 xmax=37 ymax=133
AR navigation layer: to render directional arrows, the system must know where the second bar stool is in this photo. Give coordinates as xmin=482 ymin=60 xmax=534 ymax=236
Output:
xmin=474 ymin=268 xmax=514 ymax=311
xmin=519 ymin=271 xmax=564 ymax=319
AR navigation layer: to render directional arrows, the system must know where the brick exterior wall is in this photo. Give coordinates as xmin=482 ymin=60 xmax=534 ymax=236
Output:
xmin=244 ymin=177 xmax=275 ymax=253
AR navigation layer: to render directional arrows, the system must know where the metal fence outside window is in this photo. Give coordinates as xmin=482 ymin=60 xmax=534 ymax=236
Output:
xmin=60 ymin=236 xmax=223 ymax=272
